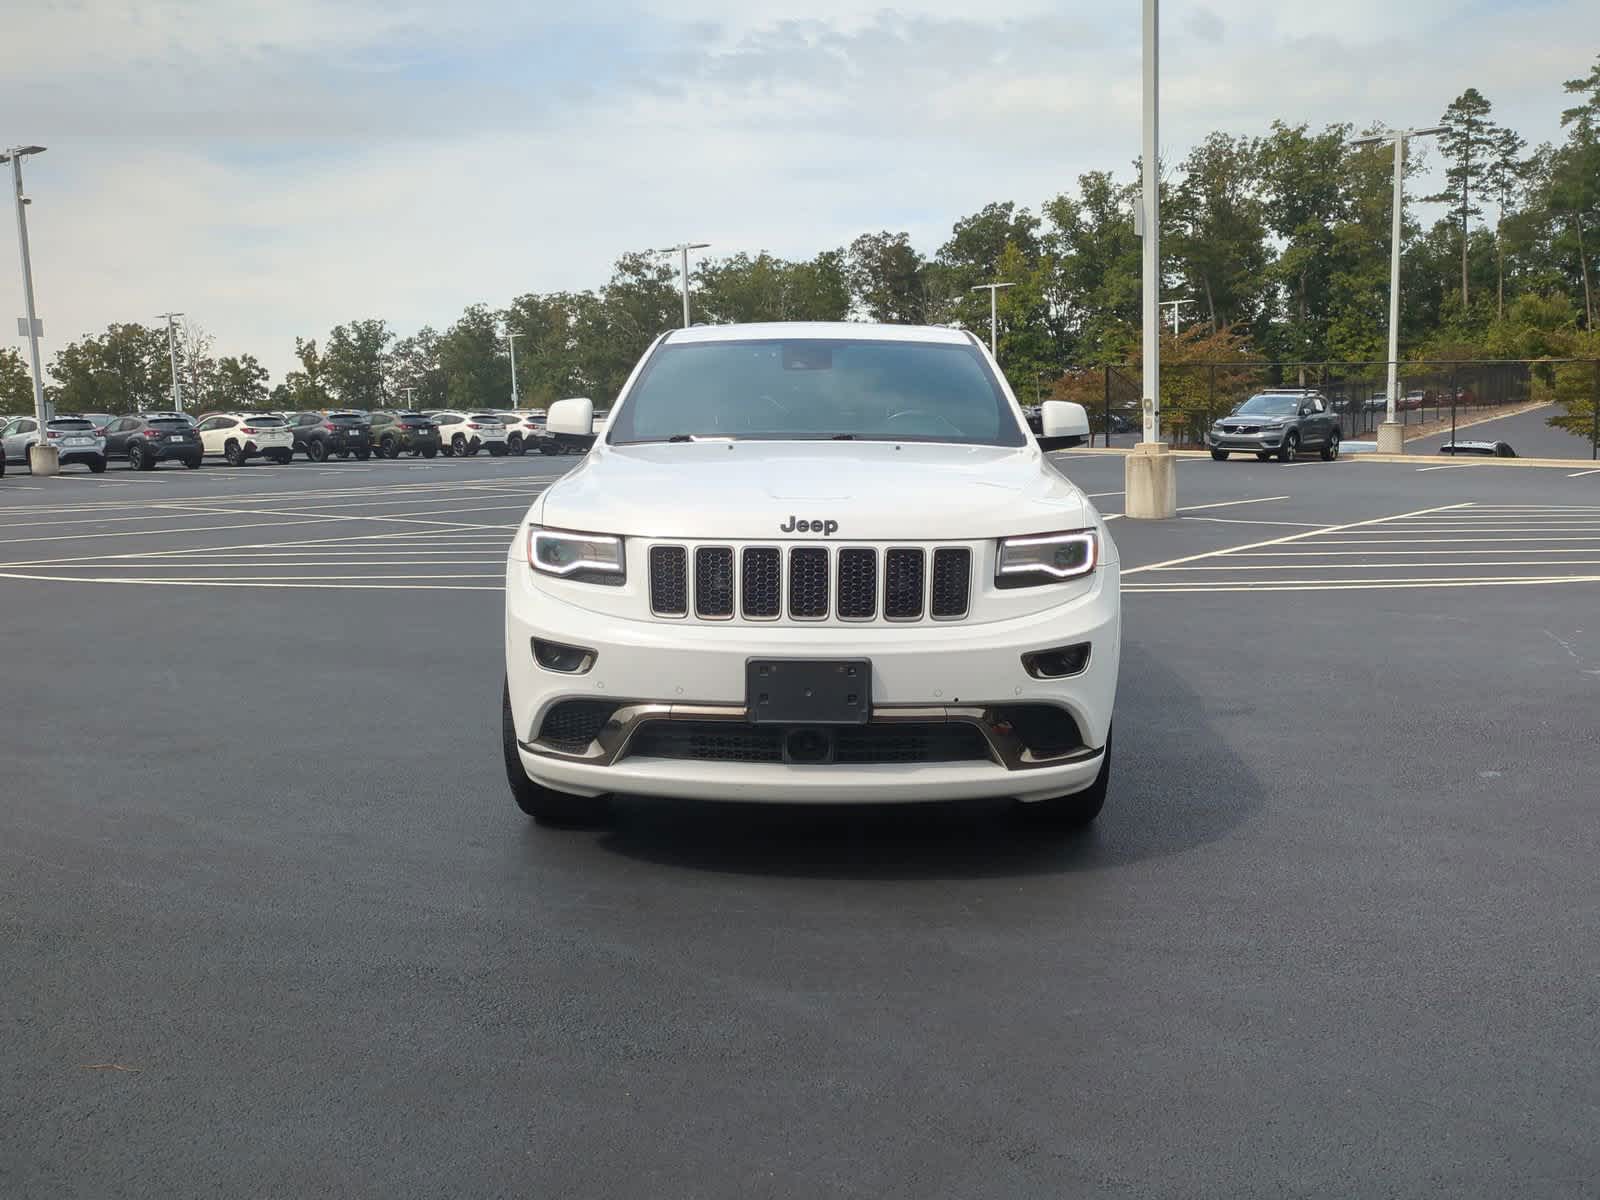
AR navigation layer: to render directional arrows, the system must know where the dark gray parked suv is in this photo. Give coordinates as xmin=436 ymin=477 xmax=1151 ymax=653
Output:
xmin=1209 ymin=391 xmax=1340 ymax=462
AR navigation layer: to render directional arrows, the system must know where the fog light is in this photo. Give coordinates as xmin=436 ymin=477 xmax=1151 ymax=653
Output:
xmin=532 ymin=637 xmax=596 ymax=674
xmin=1021 ymin=642 xmax=1091 ymax=679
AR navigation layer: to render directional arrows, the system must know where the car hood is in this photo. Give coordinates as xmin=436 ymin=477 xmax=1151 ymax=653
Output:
xmin=535 ymin=441 xmax=1095 ymax=540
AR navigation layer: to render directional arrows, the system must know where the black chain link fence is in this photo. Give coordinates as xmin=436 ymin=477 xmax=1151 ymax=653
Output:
xmin=1081 ymin=359 xmax=1600 ymax=459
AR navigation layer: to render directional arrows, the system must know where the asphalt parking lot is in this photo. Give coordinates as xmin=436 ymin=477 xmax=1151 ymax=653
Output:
xmin=4 ymin=450 xmax=1600 ymax=1197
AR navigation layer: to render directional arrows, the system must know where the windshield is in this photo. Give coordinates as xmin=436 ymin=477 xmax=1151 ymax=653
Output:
xmin=609 ymin=338 xmax=1026 ymax=446
xmin=1235 ymin=394 xmax=1300 ymax=417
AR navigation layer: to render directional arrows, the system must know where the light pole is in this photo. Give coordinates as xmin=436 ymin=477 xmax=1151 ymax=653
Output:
xmin=505 ymin=331 xmax=522 ymax=408
xmin=1350 ymin=125 xmax=1446 ymax=453
xmin=157 ymin=312 xmax=185 ymax=411
xmin=969 ymin=282 xmax=1016 ymax=357
xmin=1125 ymin=0 xmax=1176 ymax=517
xmin=660 ymin=242 xmax=710 ymax=327
xmin=403 ymin=386 xmax=417 ymax=409
xmin=2 ymin=144 xmax=53 ymax=474
xmin=1160 ymin=297 xmax=1197 ymax=334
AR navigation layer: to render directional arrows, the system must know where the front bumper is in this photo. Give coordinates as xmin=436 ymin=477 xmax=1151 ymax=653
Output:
xmin=505 ymin=560 xmax=1120 ymax=804
xmin=1209 ymin=430 xmax=1284 ymax=451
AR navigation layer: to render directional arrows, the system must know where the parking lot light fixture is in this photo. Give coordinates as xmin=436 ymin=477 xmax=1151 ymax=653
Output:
xmin=969 ymin=282 xmax=1017 ymax=357
xmin=3 ymin=144 xmax=53 ymax=472
xmin=659 ymin=242 xmax=711 ymax=327
xmin=1349 ymin=126 xmax=1446 ymax=450
xmin=506 ymin=332 xmax=522 ymax=407
xmin=157 ymin=312 xmax=185 ymax=411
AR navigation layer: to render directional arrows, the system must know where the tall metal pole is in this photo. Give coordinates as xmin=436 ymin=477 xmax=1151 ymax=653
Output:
xmin=506 ymin=332 xmax=521 ymax=407
xmin=1140 ymin=0 xmax=1161 ymax=445
xmin=159 ymin=311 xmax=184 ymax=411
xmin=1384 ymin=133 xmax=1404 ymax=430
xmin=969 ymin=283 xmax=1016 ymax=358
xmin=659 ymin=242 xmax=710 ymax=328
xmin=8 ymin=151 xmax=49 ymax=431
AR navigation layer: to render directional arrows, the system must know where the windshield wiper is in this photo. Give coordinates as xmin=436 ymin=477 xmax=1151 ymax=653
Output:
xmin=830 ymin=433 xmax=855 ymax=440
xmin=666 ymin=434 xmax=697 ymax=442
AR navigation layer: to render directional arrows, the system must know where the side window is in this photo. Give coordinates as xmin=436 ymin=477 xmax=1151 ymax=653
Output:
xmin=1311 ymin=396 xmax=1326 ymax=414
xmin=21 ymin=419 xmax=37 ymax=434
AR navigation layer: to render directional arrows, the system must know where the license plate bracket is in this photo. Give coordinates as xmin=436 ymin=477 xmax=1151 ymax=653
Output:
xmin=746 ymin=658 xmax=870 ymax=725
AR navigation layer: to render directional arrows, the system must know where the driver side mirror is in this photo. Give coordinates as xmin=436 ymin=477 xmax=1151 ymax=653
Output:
xmin=546 ymin=397 xmax=597 ymax=451
xmin=1036 ymin=400 xmax=1090 ymax=451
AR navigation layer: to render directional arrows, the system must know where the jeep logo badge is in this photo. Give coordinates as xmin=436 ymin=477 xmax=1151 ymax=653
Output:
xmin=779 ymin=515 xmax=838 ymax=536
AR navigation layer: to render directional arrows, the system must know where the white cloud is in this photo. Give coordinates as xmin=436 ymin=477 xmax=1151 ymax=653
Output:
xmin=1 ymin=0 xmax=1597 ymax=380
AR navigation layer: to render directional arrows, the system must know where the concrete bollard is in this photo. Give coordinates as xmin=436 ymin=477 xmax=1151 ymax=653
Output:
xmin=1124 ymin=442 xmax=1177 ymax=519
xmin=1375 ymin=421 xmax=1406 ymax=455
xmin=28 ymin=443 xmax=60 ymax=477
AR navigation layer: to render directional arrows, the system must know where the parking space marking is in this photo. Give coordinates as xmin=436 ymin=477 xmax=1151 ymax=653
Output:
xmin=1176 ymin=495 xmax=1292 ymax=512
xmin=1567 ymin=468 xmax=1600 ymax=478
xmin=1126 ymin=501 xmax=1600 ymax=593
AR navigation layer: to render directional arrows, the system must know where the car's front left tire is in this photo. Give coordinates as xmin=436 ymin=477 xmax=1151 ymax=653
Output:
xmin=502 ymin=680 xmax=608 ymax=827
xmin=1278 ymin=432 xmax=1299 ymax=462
xmin=1016 ymin=727 xmax=1111 ymax=832
xmin=1210 ymin=448 xmax=1229 ymax=461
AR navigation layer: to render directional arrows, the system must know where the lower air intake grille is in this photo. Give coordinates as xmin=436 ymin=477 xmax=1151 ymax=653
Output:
xmin=836 ymin=548 xmax=877 ymax=619
xmin=742 ymin=548 xmax=781 ymax=618
xmin=931 ymin=548 xmax=971 ymax=618
xmin=649 ymin=546 xmax=687 ymax=617
xmin=789 ymin=548 xmax=829 ymax=618
xmin=623 ymin=720 xmax=993 ymax=764
xmin=694 ymin=547 xmax=734 ymax=618
xmin=884 ymin=549 xmax=925 ymax=619
xmin=537 ymin=700 xmax=618 ymax=753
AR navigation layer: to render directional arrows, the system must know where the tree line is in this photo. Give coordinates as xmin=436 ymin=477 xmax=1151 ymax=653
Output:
xmin=3 ymin=57 xmax=1597 ymax=422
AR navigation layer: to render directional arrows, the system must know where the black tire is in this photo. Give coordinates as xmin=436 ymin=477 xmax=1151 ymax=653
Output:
xmin=1321 ymin=430 xmax=1341 ymax=461
xmin=488 ymin=444 xmax=507 ymax=457
xmin=224 ymin=440 xmax=245 ymax=466
xmin=1277 ymin=432 xmax=1298 ymax=463
xmin=355 ymin=448 xmax=372 ymax=461
xmin=129 ymin=445 xmax=151 ymax=471
xmin=508 ymin=434 xmax=526 ymax=456
xmin=422 ymin=446 xmax=438 ymax=459
xmin=184 ymin=456 xmax=202 ymax=469
xmin=381 ymin=436 xmax=399 ymax=459
xmin=1017 ymin=726 xmax=1112 ymax=832
xmin=451 ymin=434 xmax=467 ymax=456
xmin=89 ymin=456 xmax=107 ymax=474
xmin=539 ymin=442 xmax=558 ymax=456
xmin=466 ymin=439 xmax=481 ymax=457
xmin=1210 ymin=448 xmax=1229 ymax=461
xmin=1255 ymin=452 xmax=1273 ymax=461
xmin=307 ymin=438 xmax=328 ymax=463
xmin=273 ymin=451 xmax=294 ymax=464
xmin=336 ymin=450 xmax=350 ymax=460
xmin=502 ymin=679 xmax=607 ymax=826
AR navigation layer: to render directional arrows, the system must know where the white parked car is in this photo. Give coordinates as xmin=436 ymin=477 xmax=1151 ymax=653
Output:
xmin=432 ymin=410 xmax=509 ymax=457
xmin=495 ymin=409 xmax=547 ymax=456
xmin=503 ymin=322 xmax=1121 ymax=828
xmin=193 ymin=413 xmax=294 ymax=465
xmin=1 ymin=414 xmax=108 ymax=473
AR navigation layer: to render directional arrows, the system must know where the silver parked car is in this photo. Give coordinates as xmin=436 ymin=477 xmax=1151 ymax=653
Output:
xmin=1 ymin=414 xmax=109 ymax=472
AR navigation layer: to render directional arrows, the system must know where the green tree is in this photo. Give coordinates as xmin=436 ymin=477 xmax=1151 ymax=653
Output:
xmin=1484 ymin=124 xmax=1531 ymax=319
xmin=1427 ymin=88 xmax=1498 ymax=308
xmin=279 ymin=337 xmax=330 ymax=410
xmin=386 ymin=327 xmax=448 ymax=409
xmin=1 ymin=346 xmax=33 ymax=415
xmin=214 ymin=354 xmax=270 ymax=409
xmin=1554 ymin=55 xmax=1600 ymax=328
xmin=1041 ymin=171 xmax=1143 ymax=364
xmin=438 ymin=304 xmax=509 ymax=409
xmin=846 ymin=232 xmax=929 ymax=323
xmin=322 ymin=318 xmax=393 ymax=408
xmin=1171 ymin=132 xmax=1270 ymax=334
xmin=48 ymin=323 xmax=169 ymax=413
xmin=1258 ymin=122 xmax=1349 ymax=364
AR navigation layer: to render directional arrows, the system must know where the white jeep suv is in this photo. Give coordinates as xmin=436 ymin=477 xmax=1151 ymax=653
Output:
xmin=503 ymin=323 xmax=1121 ymax=828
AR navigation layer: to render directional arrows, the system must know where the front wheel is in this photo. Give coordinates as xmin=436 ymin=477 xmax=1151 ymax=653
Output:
xmin=502 ymin=679 xmax=608 ymax=826
xmin=89 ymin=456 xmax=107 ymax=474
xmin=1210 ymin=448 xmax=1229 ymax=461
xmin=307 ymin=439 xmax=328 ymax=463
xmin=451 ymin=435 xmax=467 ymax=457
xmin=1256 ymin=452 xmax=1273 ymax=461
xmin=1017 ymin=727 xmax=1112 ymax=832
xmin=488 ymin=444 xmax=506 ymax=457
xmin=508 ymin=434 xmax=525 ymax=456
xmin=381 ymin=436 xmax=399 ymax=459
xmin=466 ymin=439 xmax=481 ymax=457
xmin=1277 ymin=432 xmax=1299 ymax=463
xmin=224 ymin=441 xmax=246 ymax=466
xmin=1321 ymin=430 xmax=1341 ymax=461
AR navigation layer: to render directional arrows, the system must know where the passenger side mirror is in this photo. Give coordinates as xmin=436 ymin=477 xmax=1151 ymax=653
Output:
xmin=546 ymin=397 xmax=597 ymax=451
xmin=1036 ymin=400 xmax=1090 ymax=451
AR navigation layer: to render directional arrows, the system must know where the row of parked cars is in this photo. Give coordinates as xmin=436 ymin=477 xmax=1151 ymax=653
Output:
xmin=0 ymin=404 xmax=611 ymax=474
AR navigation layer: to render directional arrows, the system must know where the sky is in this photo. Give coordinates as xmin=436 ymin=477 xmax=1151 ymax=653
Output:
xmin=2 ymin=0 xmax=1597 ymax=381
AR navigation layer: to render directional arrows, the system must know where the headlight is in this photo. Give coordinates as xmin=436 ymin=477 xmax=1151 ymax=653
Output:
xmin=526 ymin=525 xmax=625 ymax=585
xmin=996 ymin=530 xmax=1098 ymax=587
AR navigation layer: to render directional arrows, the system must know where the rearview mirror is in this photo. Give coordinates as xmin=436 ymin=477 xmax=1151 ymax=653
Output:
xmin=1037 ymin=400 xmax=1089 ymax=451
